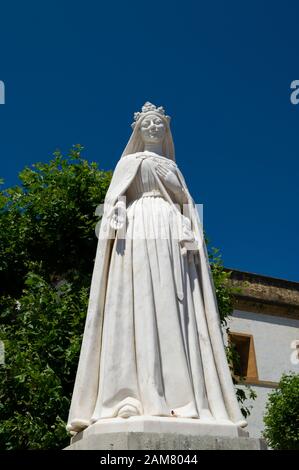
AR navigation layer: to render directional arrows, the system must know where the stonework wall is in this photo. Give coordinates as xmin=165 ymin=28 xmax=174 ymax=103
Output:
xmin=228 ymin=268 xmax=299 ymax=319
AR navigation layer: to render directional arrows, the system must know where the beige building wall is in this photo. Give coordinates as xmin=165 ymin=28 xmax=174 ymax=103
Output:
xmin=224 ymin=269 xmax=299 ymax=438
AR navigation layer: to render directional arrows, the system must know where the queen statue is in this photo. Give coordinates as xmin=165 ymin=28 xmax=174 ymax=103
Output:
xmin=66 ymin=102 xmax=247 ymax=435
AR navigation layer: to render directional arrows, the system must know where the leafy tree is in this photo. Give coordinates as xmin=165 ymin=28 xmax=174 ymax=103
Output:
xmin=0 ymin=146 xmax=111 ymax=449
xmin=263 ymin=372 xmax=299 ymax=449
xmin=0 ymin=272 xmax=88 ymax=449
xmin=0 ymin=145 xmax=111 ymax=298
xmin=0 ymin=146 xmax=253 ymax=449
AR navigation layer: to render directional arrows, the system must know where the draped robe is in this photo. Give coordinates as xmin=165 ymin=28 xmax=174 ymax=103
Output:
xmin=66 ymin=151 xmax=246 ymax=433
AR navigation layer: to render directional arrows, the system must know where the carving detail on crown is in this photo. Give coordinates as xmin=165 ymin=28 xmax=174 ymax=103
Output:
xmin=132 ymin=101 xmax=169 ymax=127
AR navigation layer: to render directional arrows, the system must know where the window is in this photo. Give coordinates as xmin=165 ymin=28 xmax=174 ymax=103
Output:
xmin=228 ymin=332 xmax=258 ymax=381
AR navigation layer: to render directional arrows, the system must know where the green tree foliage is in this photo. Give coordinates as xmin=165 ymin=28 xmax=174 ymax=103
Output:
xmin=263 ymin=372 xmax=299 ymax=449
xmin=0 ymin=146 xmax=111 ymax=449
xmin=0 ymin=146 xmax=253 ymax=449
xmin=209 ymin=247 xmax=256 ymax=418
xmin=0 ymin=273 xmax=88 ymax=449
xmin=0 ymin=145 xmax=111 ymax=298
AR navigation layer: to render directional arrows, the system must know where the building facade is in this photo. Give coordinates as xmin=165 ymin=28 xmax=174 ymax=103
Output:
xmin=225 ymin=269 xmax=299 ymax=438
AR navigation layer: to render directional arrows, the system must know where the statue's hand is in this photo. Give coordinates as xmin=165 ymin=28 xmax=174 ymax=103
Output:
xmin=155 ymin=163 xmax=182 ymax=194
xmin=109 ymin=201 xmax=126 ymax=230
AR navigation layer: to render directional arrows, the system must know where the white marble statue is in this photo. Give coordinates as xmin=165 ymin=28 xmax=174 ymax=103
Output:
xmin=66 ymin=102 xmax=247 ymax=434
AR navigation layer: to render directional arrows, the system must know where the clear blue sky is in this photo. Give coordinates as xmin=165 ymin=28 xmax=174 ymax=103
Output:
xmin=0 ymin=1 xmax=298 ymax=281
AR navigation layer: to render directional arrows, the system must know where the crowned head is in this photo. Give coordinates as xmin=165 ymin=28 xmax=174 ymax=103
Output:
xmin=121 ymin=101 xmax=175 ymax=161
xmin=132 ymin=101 xmax=170 ymax=129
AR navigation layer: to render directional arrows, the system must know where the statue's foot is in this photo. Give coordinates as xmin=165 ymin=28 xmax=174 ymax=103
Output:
xmin=117 ymin=404 xmax=139 ymax=419
xmin=66 ymin=419 xmax=90 ymax=433
xmin=235 ymin=419 xmax=248 ymax=428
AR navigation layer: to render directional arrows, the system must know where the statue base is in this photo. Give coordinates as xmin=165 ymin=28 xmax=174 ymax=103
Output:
xmin=64 ymin=417 xmax=266 ymax=450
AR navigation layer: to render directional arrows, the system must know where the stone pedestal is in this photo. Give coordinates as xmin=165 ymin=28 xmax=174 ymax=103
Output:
xmin=65 ymin=417 xmax=266 ymax=450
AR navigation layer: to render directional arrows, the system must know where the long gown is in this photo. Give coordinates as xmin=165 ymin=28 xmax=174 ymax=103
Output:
xmin=90 ymin=156 xmax=230 ymax=423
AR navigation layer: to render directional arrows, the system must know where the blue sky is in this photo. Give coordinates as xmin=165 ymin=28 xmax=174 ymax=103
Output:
xmin=0 ymin=1 xmax=298 ymax=281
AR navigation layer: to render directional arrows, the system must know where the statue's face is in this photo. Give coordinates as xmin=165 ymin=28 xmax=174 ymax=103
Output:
xmin=139 ymin=114 xmax=166 ymax=144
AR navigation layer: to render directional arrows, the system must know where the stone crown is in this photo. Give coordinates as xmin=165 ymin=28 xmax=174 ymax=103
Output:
xmin=133 ymin=101 xmax=168 ymax=126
